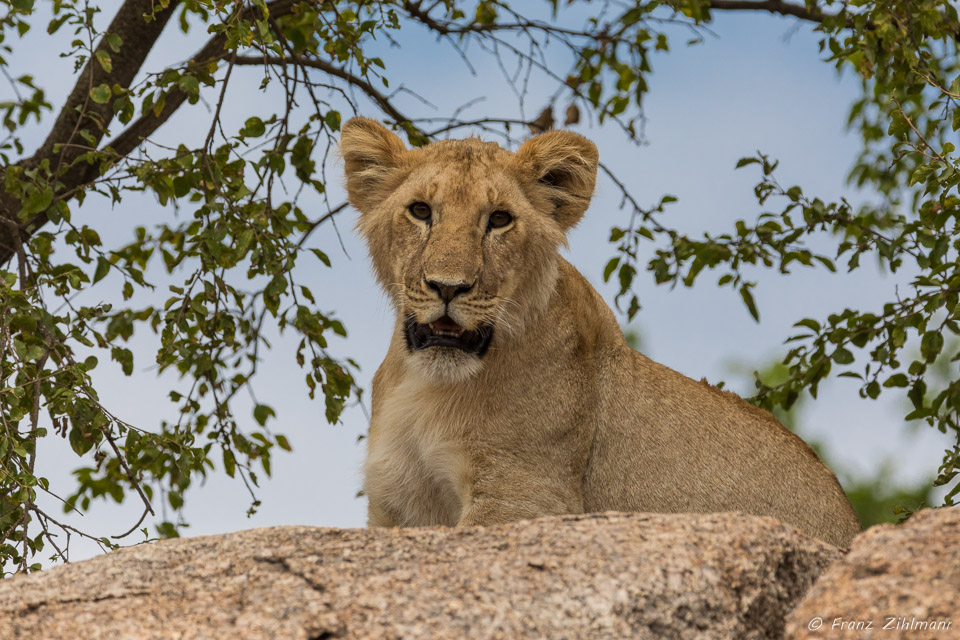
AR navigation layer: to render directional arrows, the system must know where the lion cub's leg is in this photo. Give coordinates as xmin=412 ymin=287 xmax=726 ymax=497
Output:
xmin=366 ymin=499 xmax=398 ymax=528
xmin=456 ymin=470 xmax=584 ymax=527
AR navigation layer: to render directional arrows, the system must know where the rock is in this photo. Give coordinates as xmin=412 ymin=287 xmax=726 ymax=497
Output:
xmin=785 ymin=507 xmax=959 ymax=640
xmin=0 ymin=512 xmax=839 ymax=640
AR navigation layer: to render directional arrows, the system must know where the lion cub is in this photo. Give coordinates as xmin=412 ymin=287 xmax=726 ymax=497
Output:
xmin=341 ymin=117 xmax=861 ymax=547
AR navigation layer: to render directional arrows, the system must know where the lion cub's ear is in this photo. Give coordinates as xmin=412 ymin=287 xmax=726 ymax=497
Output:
xmin=340 ymin=118 xmax=408 ymax=212
xmin=514 ymin=131 xmax=599 ymax=230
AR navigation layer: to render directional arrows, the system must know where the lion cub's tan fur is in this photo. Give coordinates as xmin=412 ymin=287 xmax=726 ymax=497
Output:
xmin=341 ymin=117 xmax=861 ymax=547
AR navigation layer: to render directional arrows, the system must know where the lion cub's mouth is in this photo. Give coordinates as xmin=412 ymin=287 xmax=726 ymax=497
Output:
xmin=404 ymin=315 xmax=494 ymax=356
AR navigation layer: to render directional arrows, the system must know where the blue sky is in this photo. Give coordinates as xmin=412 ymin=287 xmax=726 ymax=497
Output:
xmin=5 ymin=4 xmax=951 ymax=562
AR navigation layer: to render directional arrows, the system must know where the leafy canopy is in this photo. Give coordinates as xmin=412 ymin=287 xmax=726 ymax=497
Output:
xmin=0 ymin=0 xmax=957 ymax=574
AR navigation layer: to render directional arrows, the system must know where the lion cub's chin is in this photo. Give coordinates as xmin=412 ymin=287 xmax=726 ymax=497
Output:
xmin=407 ymin=347 xmax=485 ymax=383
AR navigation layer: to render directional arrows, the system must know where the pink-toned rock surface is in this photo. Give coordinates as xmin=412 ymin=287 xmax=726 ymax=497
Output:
xmin=786 ymin=507 xmax=959 ymax=640
xmin=0 ymin=512 xmax=840 ymax=639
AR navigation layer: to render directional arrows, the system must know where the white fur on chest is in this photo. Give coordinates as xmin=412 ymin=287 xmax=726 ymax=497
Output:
xmin=364 ymin=377 xmax=473 ymax=526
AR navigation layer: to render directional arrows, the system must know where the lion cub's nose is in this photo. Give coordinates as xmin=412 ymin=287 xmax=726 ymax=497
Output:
xmin=426 ymin=278 xmax=473 ymax=303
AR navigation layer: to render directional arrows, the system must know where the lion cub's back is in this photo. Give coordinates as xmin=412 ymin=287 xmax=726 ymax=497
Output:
xmin=583 ymin=347 xmax=862 ymax=547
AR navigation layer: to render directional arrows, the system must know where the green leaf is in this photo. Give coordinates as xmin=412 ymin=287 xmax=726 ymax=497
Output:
xmin=90 ymin=83 xmax=112 ymax=104
xmin=20 ymin=186 xmax=53 ymax=217
xmin=794 ymin=318 xmax=821 ymax=333
xmin=253 ymin=404 xmax=275 ymax=426
xmin=95 ymin=49 xmax=112 ymax=73
xmin=324 ymin=110 xmax=341 ymax=131
xmin=48 ymin=14 xmax=68 ymax=33
xmin=888 ymin=112 xmax=909 ymax=138
xmin=178 ymin=75 xmax=199 ymax=95
xmin=240 ymin=116 xmax=266 ymax=138
xmin=739 ymin=285 xmax=759 ymax=322
xmin=69 ymin=427 xmax=95 ymax=456
xmin=93 ymin=257 xmax=110 ymax=283
xmin=105 ymin=33 xmax=122 ymax=52
xmin=111 ymin=347 xmax=134 ymax=376
xmin=832 ymin=347 xmax=854 ymax=364
xmin=883 ymin=373 xmax=909 ymax=388
xmin=603 ymin=257 xmax=620 ymax=282
xmin=838 ymin=371 xmax=863 ymax=380
xmin=309 ymin=248 xmax=331 ymax=267
xmin=617 ymin=263 xmax=635 ymax=294
xmin=236 ymin=229 xmax=255 ymax=256
xmin=223 ymin=449 xmax=236 ymax=478
xmin=813 ymin=256 xmax=836 ymax=272
xmin=921 ymin=331 xmax=944 ymax=363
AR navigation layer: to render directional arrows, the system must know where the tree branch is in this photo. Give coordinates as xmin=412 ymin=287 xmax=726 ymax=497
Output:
xmin=0 ymin=0 xmax=180 ymax=264
xmin=2 ymin=0 xmax=937 ymax=269
xmin=0 ymin=0 xmax=316 ymax=266
xmin=96 ymin=27 xmax=235 ymax=160
xmin=232 ymin=55 xmax=412 ymax=125
xmin=100 ymin=0 xmax=320 ymax=161
xmin=30 ymin=1 xmax=177 ymax=165
xmin=704 ymin=0 xmax=959 ymax=39
xmin=704 ymin=0 xmax=836 ymax=25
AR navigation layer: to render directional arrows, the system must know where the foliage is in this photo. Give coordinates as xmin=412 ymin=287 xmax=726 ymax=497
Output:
xmin=0 ymin=0 xmax=956 ymax=575
xmin=608 ymin=0 xmax=960 ymax=512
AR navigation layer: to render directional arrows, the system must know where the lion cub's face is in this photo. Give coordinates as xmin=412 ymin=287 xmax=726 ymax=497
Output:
xmin=341 ymin=118 xmax=598 ymax=381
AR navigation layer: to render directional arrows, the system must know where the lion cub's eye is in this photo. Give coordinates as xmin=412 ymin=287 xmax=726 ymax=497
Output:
xmin=408 ymin=202 xmax=432 ymax=221
xmin=488 ymin=210 xmax=513 ymax=229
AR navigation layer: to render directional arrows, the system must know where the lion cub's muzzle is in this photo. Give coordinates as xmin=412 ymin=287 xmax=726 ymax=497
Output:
xmin=404 ymin=315 xmax=494 ymax=357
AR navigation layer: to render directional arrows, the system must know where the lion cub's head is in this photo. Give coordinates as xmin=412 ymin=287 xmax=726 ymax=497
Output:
xmin=341 ymin=118 xmax=598 ymax=381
